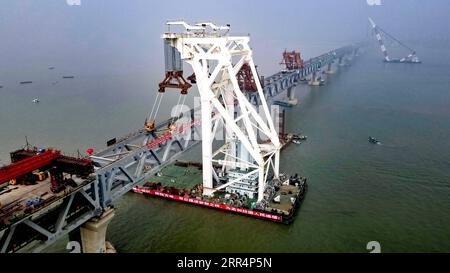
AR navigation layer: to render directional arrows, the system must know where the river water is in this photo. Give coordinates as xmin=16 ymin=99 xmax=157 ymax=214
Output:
xmin=2 ymin=41 xmax=450 ymax=252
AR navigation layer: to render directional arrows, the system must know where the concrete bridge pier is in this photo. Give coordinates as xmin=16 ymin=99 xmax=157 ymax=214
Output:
xmin=347 ymin=53 xmax=354 ymax=63
xmin=286 ymin=86 xmax=298 ymax=105
xmin=309 ymin=70 xmax=323 ymax=86
xmin=325 ymin=62 xmax=335 ymax=74
xmin=77 ymin=208 xmax=116 ymax=253
xmin=338 ymin=56 xmax=345 ymax=66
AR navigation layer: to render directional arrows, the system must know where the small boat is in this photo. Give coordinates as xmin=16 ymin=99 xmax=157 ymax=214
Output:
xmin=273 ymin=100 xmax=294 ymax=108
xmin=293 ymin=135 xmax=308 ymax=141
xmin=32 ymin=98 xmax=40 ymax=103
xmin=368 ymin=136 xmax=380 ymax=144
xmin=48 ymin=67 xmax=55 ymax=70
xmin=20 ymin=81 xmax=33 ymax=84
xmin=62 ymin=76 xmax=75 ymax=79
xmin=293 ymin=140 xmax=302 ymax=145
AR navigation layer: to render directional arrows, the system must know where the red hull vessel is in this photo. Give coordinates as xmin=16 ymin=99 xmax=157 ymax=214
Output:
xmin=132 ymin=186 xmax=283 ymax=222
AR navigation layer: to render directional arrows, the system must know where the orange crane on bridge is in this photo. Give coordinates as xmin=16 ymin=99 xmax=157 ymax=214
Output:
xmin=280 ymin=50 xmax=304 ymax=70
xmin=0 ymin=149 xmax=61 ymax=186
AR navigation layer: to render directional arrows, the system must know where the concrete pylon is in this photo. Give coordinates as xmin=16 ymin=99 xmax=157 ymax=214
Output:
xmin=287 ymin=86 xmax=293 ymax=100
xmin=286 ymin=87 xmax=298 ymax=105
xmin=325 ymin=62 xmax=335 ymax=74
xmin=80 ymin=208 xmax=115 ymax=253
xmin=309 ymin=70 xmax=323 ymax=86
xmin=338 ymin=56 xmax=345 ymax=66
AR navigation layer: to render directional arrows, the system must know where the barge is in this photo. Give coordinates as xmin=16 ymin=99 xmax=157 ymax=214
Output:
xmin=132 ymin=160 xmax=307 ymax=224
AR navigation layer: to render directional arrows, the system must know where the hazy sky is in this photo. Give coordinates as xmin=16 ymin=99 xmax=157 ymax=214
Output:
xmin=1 ymin=0 xmax=449 ymax=77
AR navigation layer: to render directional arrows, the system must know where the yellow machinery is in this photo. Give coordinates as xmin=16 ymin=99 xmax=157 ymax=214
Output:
xmin=144 ymin=120 xmax=155 ymax=134
xmin=34 ymin=172 xmax=48 ymax=182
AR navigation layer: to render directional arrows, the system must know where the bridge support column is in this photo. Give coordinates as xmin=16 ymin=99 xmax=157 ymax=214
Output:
xmin=286 ymin=87 xmax=298 ymax=105
xmin=80 ymin=208 xmax=115 ymax=253
xmin=287 ymin=87 xmax=294 ymax=100
xmin=347 ymin=53 xmax=354 ymax=62
xmin=309 ymin=70 xmax=323 ymax=86
xmin=325 ymin=62 xmax=334 ymax=74
xmin=338 ymin=56 xmax=345 ymax=66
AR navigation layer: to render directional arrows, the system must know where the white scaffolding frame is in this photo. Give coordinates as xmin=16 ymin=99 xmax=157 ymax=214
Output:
xmin=163 ymin=21 xmax=281 ymax=201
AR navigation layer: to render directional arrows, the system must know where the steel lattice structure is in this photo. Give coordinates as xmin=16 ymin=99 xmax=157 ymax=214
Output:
xmin=163 ymin=21 xmax=282 ymax=201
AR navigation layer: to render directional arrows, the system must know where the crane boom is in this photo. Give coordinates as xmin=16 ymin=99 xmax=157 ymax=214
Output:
xmin=368 ymin=17 xmax=421 ymax=64
xmin=368 ymin=17 xmax=390 ymax=62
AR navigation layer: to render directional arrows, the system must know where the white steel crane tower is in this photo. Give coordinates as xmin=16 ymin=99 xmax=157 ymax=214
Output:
xmin=163 ymin=21 xmax=281 ymax=202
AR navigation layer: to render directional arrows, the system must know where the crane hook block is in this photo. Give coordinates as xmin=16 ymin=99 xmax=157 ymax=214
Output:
xmin=158 ymin=39 xmax=192 ymax=94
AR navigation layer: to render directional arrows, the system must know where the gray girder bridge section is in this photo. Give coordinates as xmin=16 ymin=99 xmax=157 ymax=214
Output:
xmin=244 ymin=44 xmax=358 ymax=105
xmin=0 ymin=44 xmax=359 ymax=253
xmin=263 ymin=45 xmax=358 ymax=98
xmin=0 ymin=109 xmax=201 ymax=253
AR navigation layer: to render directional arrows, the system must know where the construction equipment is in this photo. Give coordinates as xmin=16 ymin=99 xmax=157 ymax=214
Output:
xmin=368 ymin=17 xmax=421 ymax=64
xmin=144 ymin=119 xmax=155 ymax=134
xmin=49 ymin=167 xmax=65 ymax=193
xmin=163 ymin=21 xmax=282 ymax=202
xmin=0 ymin=149 xmax=61 ymax=186
xmin=34 ymin=171 xmax=48 ymax=182
xmin=280 ymin=50 xmax=304 ymax=70
xmin=0 ymin=148 xmax=94 ymax=190
xmin=236 ymin=63 xmax=259 ymax=92
xmin=55 ymin=155 xmax=94 ymax=178
xmin=158 ymin=39 xmax=192 ymax=94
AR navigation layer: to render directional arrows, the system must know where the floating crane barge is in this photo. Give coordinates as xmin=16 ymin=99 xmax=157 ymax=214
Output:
xmin=132 ymin=134 xmax=307 ymax=224
xmin=369 ymin=17 xmax=421 ymax=64
xmin=128 ymin=21 xmax=311 ymax=224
